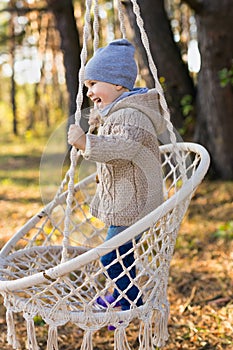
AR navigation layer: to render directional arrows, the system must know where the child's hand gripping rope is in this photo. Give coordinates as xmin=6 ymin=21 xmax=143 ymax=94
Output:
xmin=68 ymin=109 xmax=101 ymax=150
xmin=68 ymin=124 xmax=86 ymax=151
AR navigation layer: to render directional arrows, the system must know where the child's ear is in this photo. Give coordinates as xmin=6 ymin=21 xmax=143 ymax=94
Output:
xmin=115 ymin=85 xmax=124 ymax=91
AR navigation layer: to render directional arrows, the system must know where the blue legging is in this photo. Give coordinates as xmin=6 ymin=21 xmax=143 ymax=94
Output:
xmin=100 ymin=225 xmax=143 ymax=310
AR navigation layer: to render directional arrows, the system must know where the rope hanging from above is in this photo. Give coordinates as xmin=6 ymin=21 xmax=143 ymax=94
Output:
xmin=0 ymin=1 xmax=210 ymax=349
xmin=61 ymin=0 xmax=94 ymax=262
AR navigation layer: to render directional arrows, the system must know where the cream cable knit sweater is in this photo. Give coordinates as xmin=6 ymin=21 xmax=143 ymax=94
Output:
xmin=82 ymin=89 xmax=167 ymax=226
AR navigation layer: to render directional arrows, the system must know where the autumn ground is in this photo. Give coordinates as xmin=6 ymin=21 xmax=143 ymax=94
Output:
xmin=0 ymin=135 xmax=232 ymax=349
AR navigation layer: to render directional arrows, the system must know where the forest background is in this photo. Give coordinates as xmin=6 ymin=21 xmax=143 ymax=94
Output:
xmin=0 ymin=0 xmax=232 ymax=349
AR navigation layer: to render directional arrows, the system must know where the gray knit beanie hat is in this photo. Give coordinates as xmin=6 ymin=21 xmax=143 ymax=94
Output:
xmin=84 ymin=39 xmax=138 ymax=90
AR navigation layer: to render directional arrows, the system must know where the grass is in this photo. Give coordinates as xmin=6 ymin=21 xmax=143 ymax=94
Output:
xmin=0 ymin=133 xmax=233 ymax=349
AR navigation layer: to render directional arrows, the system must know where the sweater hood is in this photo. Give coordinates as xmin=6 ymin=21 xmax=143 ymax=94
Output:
xmin=107 ymin=88 xmax=167 ymax=136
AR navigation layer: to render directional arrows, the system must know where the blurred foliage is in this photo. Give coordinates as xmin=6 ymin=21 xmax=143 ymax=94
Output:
xmin=33 ymin=315 xmax=46 ymax=326
xmin=180 ymin=94 xmax=193 ymax=117
xmin=179 ymin=94 xmax=194 ymax=136
xmin=219 ymin=61 xmax=233 ymax=87
xmin=213 ymin=221 xmax=233 ymax=241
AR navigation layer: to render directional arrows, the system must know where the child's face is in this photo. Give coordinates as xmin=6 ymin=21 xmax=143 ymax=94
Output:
xmin=85 ymin=80 xmax=124 ymax=110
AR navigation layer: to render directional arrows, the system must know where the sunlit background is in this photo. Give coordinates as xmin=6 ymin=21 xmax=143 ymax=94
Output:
xmin=0 ymin=0 xmax=201 ymax=137
xmin=0 ymin=0 xmax=201 ymax=83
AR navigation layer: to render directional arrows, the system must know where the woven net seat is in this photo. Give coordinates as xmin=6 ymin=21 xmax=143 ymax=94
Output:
xmin=0 ymin=142 xmax=210 ymax=349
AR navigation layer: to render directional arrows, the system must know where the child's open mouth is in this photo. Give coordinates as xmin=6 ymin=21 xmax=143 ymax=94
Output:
xmin=93 ymin=98 xmax=102 ymax=108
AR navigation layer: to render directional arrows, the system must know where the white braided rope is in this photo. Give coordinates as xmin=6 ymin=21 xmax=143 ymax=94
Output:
xmin=74 ymin=0 xmax=93 ymax=125
xmin=61 ymin=149 xmax=78 ymax=262
xmin=93 ymin=0 xmax=100 ymax=52
xmin=61 ymin=0 xmax=94 ymax=263
xmin=117 ymin=0 xmax=127 ymax=38
xmin=130 ymin=0 xmax=187 ymax=181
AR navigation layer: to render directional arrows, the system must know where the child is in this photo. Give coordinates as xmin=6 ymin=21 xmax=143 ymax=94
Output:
xmin=68 ymin=39 xmax=166 ymax=313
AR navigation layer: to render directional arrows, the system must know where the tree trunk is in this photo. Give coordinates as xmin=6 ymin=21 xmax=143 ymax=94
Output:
xmin=122 ymin=0 xmax=195 ymax=129
xmin=189 ymin=0 xmax=233 ymax=179
xmin=46 ymin=0 xmax=89 ymax=132
xmin=10 ymin=51 xmax=17 ymax=135
xmin=9 ymin=8 xmax=17 ymax=135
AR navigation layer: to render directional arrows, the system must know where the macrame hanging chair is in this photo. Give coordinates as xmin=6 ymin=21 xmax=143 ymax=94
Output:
xmin=0 ymin=1 xmax=210 ymax=349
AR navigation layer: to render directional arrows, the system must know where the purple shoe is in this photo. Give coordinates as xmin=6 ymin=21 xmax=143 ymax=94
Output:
xmin=96 ymin=295 xmax=122 ymax=330
xmin=96 ymin=294 xmax=121 ymax=308
xmin=108 ymin=321 xmax=123 ymax=331
xmin=108 ymin=324 xmax=116 ymax=331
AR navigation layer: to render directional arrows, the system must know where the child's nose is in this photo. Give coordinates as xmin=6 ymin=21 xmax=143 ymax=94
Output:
xmin=87 ymin=88 xmax=93 ymax=97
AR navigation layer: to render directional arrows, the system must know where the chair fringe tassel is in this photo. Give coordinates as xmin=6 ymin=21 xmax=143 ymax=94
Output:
xmin=80 ymin=330 xmax=93 ymax=350
xmin=153 ymin=305 xmax=170 ymax=348
xmin=4 ymin=304 xmax=170 ymax=350
xmin=47 ymin=325 xmax=59 ymax=350
xmin=24 ymin=314 xmax=39 ymax=350
xmin=114 ymin=326 xmax=131 ymax=350
xmin=138 ymin=318 xmax=153 ymax=350
xmin=138 ymin=305 xmax=170 ymax=349
xmin=6 ymin=308 xmax=20 ymax=349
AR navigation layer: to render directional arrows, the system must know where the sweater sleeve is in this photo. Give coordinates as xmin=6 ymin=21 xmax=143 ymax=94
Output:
xmin=82 ymin=129 xmax=142 ymax=163
xmin=82 ymin=110 xmax=154 ymax=163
